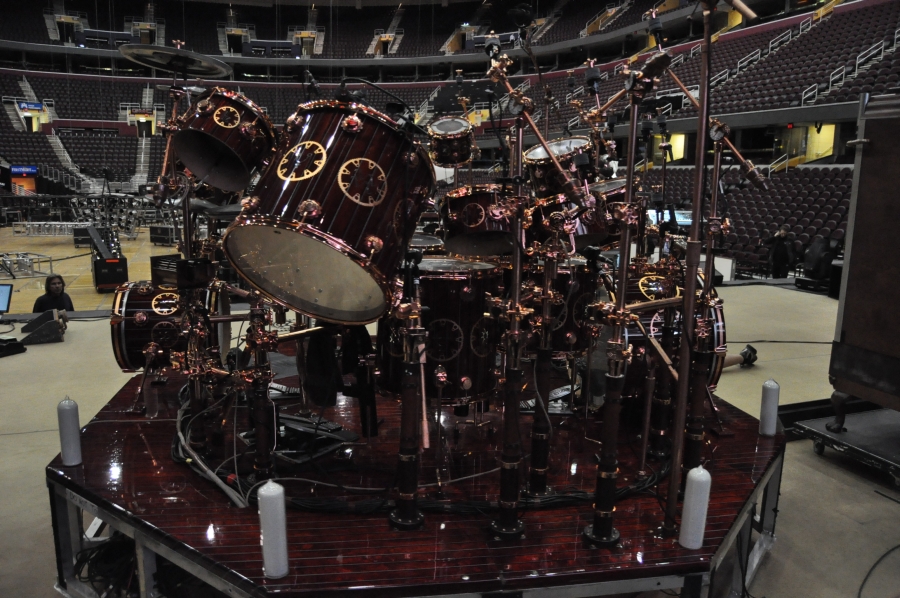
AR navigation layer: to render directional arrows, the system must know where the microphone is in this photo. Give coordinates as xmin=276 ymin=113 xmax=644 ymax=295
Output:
xmin=335 ymin=80 xmax=351 ymax=102
xmin=305 ymin=70 xmax=320 ymax=96
xmin=741 ymin=160 xmax=770 ymax=191
xmin=639 ymin=51 xmax=672 ymax=80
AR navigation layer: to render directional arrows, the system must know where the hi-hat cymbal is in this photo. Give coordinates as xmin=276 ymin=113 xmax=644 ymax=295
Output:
xmin=119 ymin=44 xmax=232 ymax=79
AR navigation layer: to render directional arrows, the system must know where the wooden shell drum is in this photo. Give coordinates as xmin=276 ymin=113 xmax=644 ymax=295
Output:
xmin=523 ymin=136 xmax=595 ymax=199
xmin=377 ymin=258 xmax=501 ymax=405
xmin=110 ymin=281 xmax=219 ymax=372
xmin=523 ymin=257 xmax=611 ymax=354
xmin=439 ymin=184 xmax=516 ymax=257
xmin=173 ymin=88 xmax=277 ymax=192
xmin=223 ymin=101 xmax=435 ymax=324
xmin=427 ymin=116 xmax=478 ymax=167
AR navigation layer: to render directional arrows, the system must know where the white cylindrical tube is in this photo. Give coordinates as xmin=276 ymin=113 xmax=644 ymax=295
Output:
xmin=57 ymin=397 xmax=82 ymax=466
xmin=679 ymin=465 xmax=711 ymax=550
xmin=759 ymin=378 xmax=780 ymax=437
xmin=258 ymin=481 xmax=289 ymax=579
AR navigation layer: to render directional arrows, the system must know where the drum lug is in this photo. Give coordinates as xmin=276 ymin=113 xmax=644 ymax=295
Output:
xmin=240 ymin=196 xmax=260 ymax=213
xmin=196 ymin=99 xmax=214 ymax=116
xmin=240 ymin=122 xmax=259 ymax=140
xmin=133 ymin=311 xmax=149 ymax=326
xmin=341 ymin=114 xmax=363 ymax=133
xmin=402 ymin=150 xmax=420 ymax=168
xmin=298 ymin=200 xmax=321 ymax=221
xmin=285 ymin=114 xmax=304 ymax=132
xmin=365 ymin=235 xmax=384 ymax=258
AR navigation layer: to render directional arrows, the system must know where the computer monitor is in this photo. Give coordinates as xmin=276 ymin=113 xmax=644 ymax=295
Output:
xmin=0 ymin=283 xmax=12 ymax=315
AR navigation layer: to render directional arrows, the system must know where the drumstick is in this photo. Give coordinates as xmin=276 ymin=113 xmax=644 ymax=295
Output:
xmin=419 ymin=340 xmax=430 ymax=449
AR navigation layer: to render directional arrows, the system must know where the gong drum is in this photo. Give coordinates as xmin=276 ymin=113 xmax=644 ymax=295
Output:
xmin=110 ymin=281 xmax=219 ymax=372
xmin=428 ymin=116 xmax=478 ymax=168
xmin=523 ymin=257 xmax=612 ymax=354
xmin=523 ymin=136 xmax=595 ymax=198
xmin=223 ymin=101 xmax=436 ymax=324
xmin=173 ymin=87 xmax=277 ymax=192
xmin=439 ymin=184 xmax=516 ymax=257
xmin=377 ymin=258 xmax=501 ymax=405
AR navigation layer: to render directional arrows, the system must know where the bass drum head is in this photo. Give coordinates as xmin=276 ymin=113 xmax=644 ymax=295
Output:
xmin=223 ymin=224 xmax=387 ymax=324
xmin=172 ymin=129 xmax=250 ymax=193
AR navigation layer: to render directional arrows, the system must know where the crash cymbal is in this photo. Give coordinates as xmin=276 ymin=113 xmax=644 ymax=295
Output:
xmin=119 ymin=44 xmax=232 ymax=79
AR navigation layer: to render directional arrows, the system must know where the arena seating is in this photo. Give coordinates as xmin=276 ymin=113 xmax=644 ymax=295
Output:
xmin=27 ymin=74 xmax=144 ymax=121
xmin=58 ymin=131 xmax=139 ymax=182
xmin=0 ymin=5 xmax=51 ymax=45
xmin=643 ymin=165 xmax=853 ymax=274
xmin=711 ymin=0 xmax=900 ymax=112
xmin=146 ymin=136 xmax=169 ymax=185
xmin=539 ymin=0 xmax=658 ymax=47
xmin=392 ymin=3 xmax=478 ymax=58
xmin=0 ymin=130 xmax=67 ymax=171
xmin=320 ymin=6 xmax=394 ymax=59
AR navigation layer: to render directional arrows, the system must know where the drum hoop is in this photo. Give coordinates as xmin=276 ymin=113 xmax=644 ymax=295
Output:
xmin=417 ymin=262 xmax=500 ymax=279
xmin=200 ymin=87 xmax=277 ymax=140
xmin=589 ymin=180 xmax=629 ymax=197
xmin=523 ymin=136 xmax=593 ymax=165
xmin=222 ymin=217 xmax=393 ymax=325
xmin=427 ymin=116 xmax=472 ymax=139
xmin=295 ymin=99 xmax=402 ymax=131
xmin=445 ymin=184 xmax=503 ymax=199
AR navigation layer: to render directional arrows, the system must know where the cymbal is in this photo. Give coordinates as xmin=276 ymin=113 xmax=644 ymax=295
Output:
xmin=119 ymin=44 xmax=232 ymax=79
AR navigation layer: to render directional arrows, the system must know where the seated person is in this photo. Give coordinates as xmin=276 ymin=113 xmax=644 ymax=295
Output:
xmin=33 ymin=275 xmax=74 ymax=320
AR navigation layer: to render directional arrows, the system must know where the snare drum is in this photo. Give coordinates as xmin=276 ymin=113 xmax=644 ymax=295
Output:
xmin=427 ymin=116 xmax=478 ymax=167
xmin=523 ymin=136 xmax=595 ymax=198
xmin=377 ymin=258 xmax=501 ymax=405
xmin=439 ymin=184 xmax=516 ymax=257
xmin=410 ymin=233 xmax=446 ymax=256
xmin=173 ymin=88 xmax=277 ymax=192
xmin=223 ymin=101 xmax=436 ymax=324
xmin=110 ymin=281 xmax=219 ymax=372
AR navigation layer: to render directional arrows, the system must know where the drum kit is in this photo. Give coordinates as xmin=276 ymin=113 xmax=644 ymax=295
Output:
xmin=109 ymin=42 xmax=735 ymax=543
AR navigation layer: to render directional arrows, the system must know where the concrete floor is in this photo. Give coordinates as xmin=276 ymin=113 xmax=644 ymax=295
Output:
xmin=1 ymin=227 xmax=899 ymax=597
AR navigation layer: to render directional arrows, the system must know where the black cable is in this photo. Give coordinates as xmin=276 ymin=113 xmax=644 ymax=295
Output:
xmin=857 ymin=543 xmax=900 ymax=598
xmin=339 ymin=77 xmax=430 ymax=136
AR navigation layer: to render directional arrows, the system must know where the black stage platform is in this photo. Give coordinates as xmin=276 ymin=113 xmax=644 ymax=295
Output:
xmin=47 ymin=374 xmax=785 ymax=598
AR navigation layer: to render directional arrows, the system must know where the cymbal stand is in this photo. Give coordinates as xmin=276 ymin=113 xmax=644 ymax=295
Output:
xmin=242 ymin=298 xmax=278 ymax=480
xmin=584 ymin=57 xmax=662 ymax=546
xmin=389 ymin=255 xmax=426 ymax=530
xmin=662 ymin=0 xmax=713 ymax=537
xmin=490 ymin=114 xmax=530 ymax=540
xmin=488 ymin=53 xmax=586 ymax=208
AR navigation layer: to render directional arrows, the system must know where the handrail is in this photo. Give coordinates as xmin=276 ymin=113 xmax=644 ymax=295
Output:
xmin=801 ymin=83 xmax=817 ymax=105
xmin=768 ymin=154 xmax=789 ymax=176
xmin=568 ymin=115 xmax=580 ymax=128
xmin=690 ymin=44 xmax=701 ymax=58
xmin=737 ymin=48 xmax=760 ymax=72
xmin=769 ymin=29 xmax=792 ymax=54
xmin=855 ymin=41 xmax=883 ymax=74
xmin=670 ymin=53 xmax=684 ymax=68
xmin=710 ymin=69 xmax=729 ymax=87
xmin=829 ymin=66 xmax=844 ymax=91
xmin=799 ymin=17 xmax=813 ymax=33
xmin=814 ymin=0 xmax=837 ymax=21
xmin=895 ymin=27 xmax=900 ymax=48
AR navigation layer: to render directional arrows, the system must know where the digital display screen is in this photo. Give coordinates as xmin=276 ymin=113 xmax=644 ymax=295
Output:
xmin=0 ymin=284 xmax=12 ymax=314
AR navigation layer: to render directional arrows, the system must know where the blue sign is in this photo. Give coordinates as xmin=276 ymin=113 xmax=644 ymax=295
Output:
xmin=11 ymin=165 xmax=38 ymax=175
xmin=18 ymin=102 xmax=42 ymax=111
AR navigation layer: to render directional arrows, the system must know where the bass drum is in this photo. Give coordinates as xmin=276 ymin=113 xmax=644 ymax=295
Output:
xmin=110 ymin=281 xmax=219 ymax=372
xmin=223 ymin=101 xmax=436 ymax=324
xmin=377 ymin=258 xmax=501 ymax=405
xmin=173 ymin=88 xmax=277 ymax=192
xmin=439 ymin=184 xmax=516 ymax=257
xmin=615 ymin=270 xmax=726 ymax=397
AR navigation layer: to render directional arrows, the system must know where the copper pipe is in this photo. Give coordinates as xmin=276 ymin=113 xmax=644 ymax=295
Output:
xmin=664 ymin=3 xmax=713 ymax=536
xmin=703 ymin=141 xmax=723 ymax=298
xmin=598 ymin=88 xmax=628 ymax=114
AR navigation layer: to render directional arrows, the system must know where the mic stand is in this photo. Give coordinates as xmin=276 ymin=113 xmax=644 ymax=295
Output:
xmin=245 ymin=298 xmax=277 ymax=480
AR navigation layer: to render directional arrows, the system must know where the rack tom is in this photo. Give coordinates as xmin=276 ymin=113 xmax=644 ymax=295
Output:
xmin=439 ymin=184 xmax=516 ymax=257
xmin=523 ymin=136 xmax=595 ymax=198
xmin=223 ymin=101 xmax=435 ymax=324
xmin=173 ymin=88 xmax=277 ymax=192
xmin=427 ymin=116 xmax=478 ymax=167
